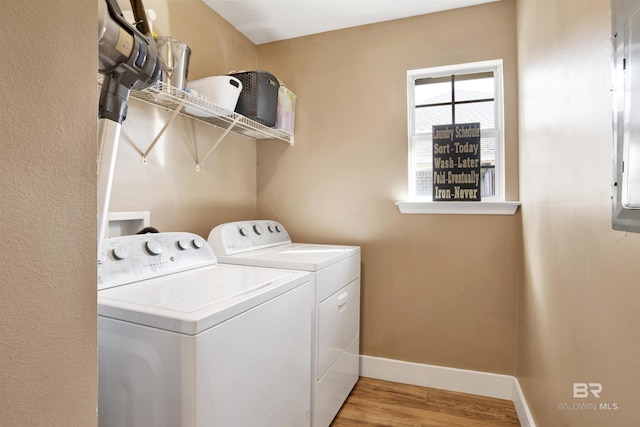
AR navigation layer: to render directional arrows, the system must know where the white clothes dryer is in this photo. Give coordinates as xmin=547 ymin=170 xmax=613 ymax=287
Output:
xmin=208 ymin=220 xmax=361 ymax=427
xmin=98 ymin=232 xmax=312 ymax=427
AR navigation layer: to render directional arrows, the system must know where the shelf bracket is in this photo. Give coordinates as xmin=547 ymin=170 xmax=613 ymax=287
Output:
xmin=141 ymin=98 xmax=186 ymax=164
xmin=195 ymin=116 xmax=241 ymax=172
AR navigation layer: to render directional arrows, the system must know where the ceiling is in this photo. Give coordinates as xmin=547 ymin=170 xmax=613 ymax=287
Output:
xmin=202 ymin=0 xmax=500 ymax=45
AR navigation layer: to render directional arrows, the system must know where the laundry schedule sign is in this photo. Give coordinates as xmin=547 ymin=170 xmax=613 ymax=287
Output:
xmin=432 ymin=123 xmax=481 ymax=201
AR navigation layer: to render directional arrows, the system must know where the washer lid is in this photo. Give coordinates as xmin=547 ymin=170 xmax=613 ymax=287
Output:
xmin=98 ymin=263 xmax=310 ymax=335
xmin=217 ymin=243 xmax=360 ymax=271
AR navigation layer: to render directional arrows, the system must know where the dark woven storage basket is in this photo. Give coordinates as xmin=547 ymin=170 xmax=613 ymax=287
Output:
xmin=229 ymin=71 xmax=280 ymax=127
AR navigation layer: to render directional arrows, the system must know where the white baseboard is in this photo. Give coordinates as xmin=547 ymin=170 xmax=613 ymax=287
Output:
xmin=359 ymin=355 xmax=536 ymax=427
xmin=512 ymin=377 xmax=536 ymax=427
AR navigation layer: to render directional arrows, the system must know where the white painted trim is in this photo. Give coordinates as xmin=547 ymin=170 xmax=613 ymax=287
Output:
xmin=360 ymin=355 xmax=513 ymax=399
xmin=359 ymin=355 xmax=536 ymax=427
xmin=512 ymin=378 xmax=537 ymax=427
xmin=407 ymin=59 xmax=506 ymax=79
xmin=395 ymin=201 xmax=520 ymax=215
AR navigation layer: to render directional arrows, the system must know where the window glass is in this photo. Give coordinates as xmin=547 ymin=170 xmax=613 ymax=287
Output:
xmin=480 ymin=136 xmax=496 ymax=197
xmin=456 ymin=101 xmax=495 ymax=128
xmin=455 ymin=75 xmax=494 ymax=102
xmin=415 ymin=78 xmax=451 ymax=105
xmin=415 ymin=106 xmax=452 ymax=133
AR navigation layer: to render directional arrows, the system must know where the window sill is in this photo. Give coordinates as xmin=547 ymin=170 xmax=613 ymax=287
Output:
xmin=395 ymin=201 xmax=521 ymax=215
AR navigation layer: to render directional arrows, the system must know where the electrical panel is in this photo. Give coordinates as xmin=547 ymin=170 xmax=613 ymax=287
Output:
xmin=612 ymin=0 xmax=640 ymax=231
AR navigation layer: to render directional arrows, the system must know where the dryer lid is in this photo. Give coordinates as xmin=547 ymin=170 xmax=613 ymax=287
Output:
xmin=216 ymin=243 xmax=360 ymax=271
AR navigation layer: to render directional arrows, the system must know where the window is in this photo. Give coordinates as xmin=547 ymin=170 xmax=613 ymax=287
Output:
xmin=406 ymin=60 xmax=505 ymax=203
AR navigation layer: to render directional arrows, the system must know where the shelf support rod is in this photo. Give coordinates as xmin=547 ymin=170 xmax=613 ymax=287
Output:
xmin=141 ymin=99 xmax=186 ymax=164
xmin=196 ymin=116 xmax=241 ymax=172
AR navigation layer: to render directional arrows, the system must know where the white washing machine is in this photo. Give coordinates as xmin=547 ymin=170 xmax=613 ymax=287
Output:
xmin=208 ymin=220 xmax=361 ymax=427
xmin=97 ymin=231 xmax=312 ymax=427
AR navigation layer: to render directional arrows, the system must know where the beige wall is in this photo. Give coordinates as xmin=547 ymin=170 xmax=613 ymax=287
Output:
xmin=517 ymin=0 xmax=640 ymax=425
xmin=109 ymin=0 xmax=259 ymax=238
xmin=0 ymin=1 xmax=97 ymax=426
xmin=257 ymin=0 xmax=520 ymax=374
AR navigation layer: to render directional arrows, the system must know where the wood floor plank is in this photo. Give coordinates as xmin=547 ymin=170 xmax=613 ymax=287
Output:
xmin=331 ymin=377 xmax=520 ymax=427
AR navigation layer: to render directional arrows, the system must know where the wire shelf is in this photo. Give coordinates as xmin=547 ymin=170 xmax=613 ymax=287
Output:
xmin=130 ymin=81 xmax=292 ymax=144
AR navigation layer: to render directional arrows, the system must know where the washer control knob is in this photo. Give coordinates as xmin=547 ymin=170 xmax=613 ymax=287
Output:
xmin=192 ymin=238 xmax=204 ymax=249
xmin=239 ymin=227 xmax=249 ymax=237
xmin=268 ymin=225 xmax=275 ymax=233
xmin=253 ymin=224 xmax=263 ymax=235
xmin=275 ymin=225 xmax=281 ymax=232
xmin=112 ymin=246 xmax=128 ymax=261
xmin=177 ymin=239 xmax=190 ymax=250
xmin=145 ymin=239 xmax=163 ymax=256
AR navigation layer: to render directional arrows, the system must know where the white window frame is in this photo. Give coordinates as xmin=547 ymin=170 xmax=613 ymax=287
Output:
xmin=397 ymin=59 xmax=519 ymax=215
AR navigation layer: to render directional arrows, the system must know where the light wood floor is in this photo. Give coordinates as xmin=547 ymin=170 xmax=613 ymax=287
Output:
xmin=330 ymin=377 xmax=521 ymax=427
